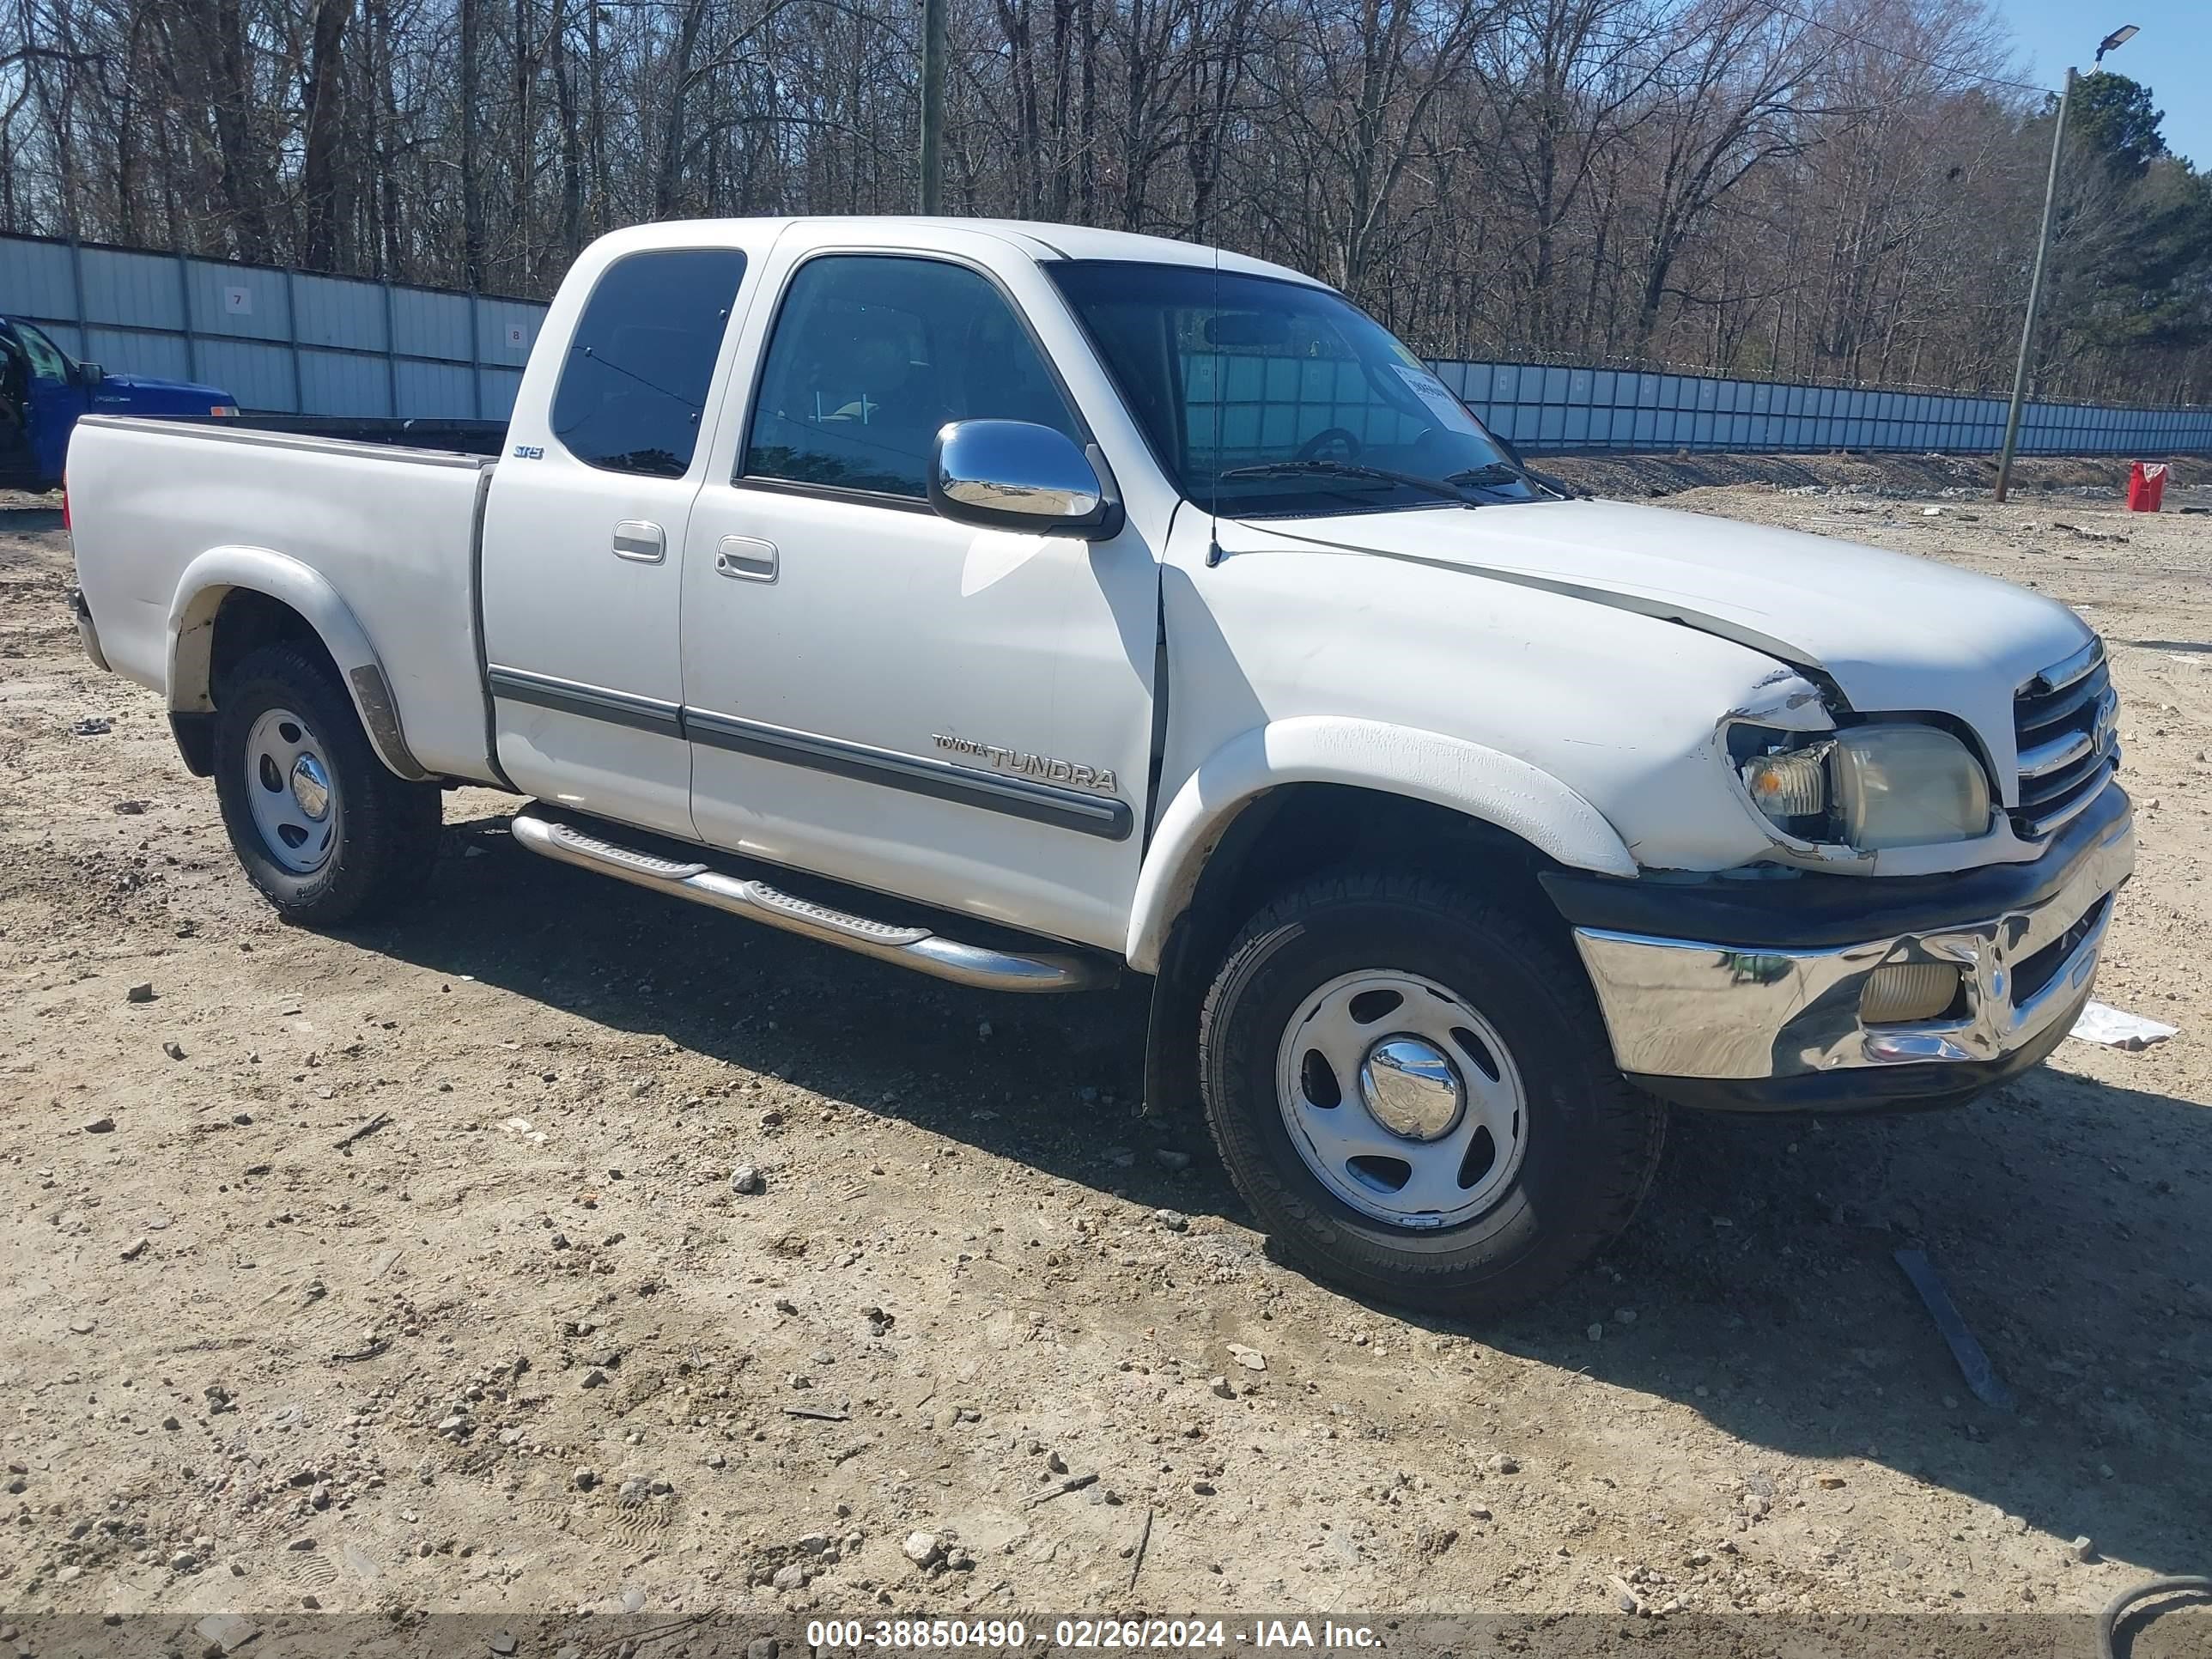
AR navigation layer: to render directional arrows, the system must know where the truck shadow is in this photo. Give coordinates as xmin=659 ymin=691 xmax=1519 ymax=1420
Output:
xmin=365 ymin=807 xmax=2212 ymax=1583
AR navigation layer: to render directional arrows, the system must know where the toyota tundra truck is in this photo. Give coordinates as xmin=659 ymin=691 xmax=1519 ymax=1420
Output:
xmin=64 ymin=217 xmax=2133 ymax=1315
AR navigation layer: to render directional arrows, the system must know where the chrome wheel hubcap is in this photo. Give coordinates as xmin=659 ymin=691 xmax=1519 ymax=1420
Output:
xmin=246 ymin=707 xmax=341 ymax=874
xmin=1274 ymin=969 xmax=1528 ymax=1230
xmin=1358 ymin=1036 xmax=1464 ymax=1140
xmin=289 ymin=754 xmax=332 ymax=821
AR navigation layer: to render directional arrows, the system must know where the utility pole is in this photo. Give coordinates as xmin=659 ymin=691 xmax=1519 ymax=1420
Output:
xmin=918 ymin=0 xmax=947 ymax=214
xmin=1993 ymin=70 xmax=2071 ymax=504
xmin=1994 ymin=25 xmax=2137 ymax=503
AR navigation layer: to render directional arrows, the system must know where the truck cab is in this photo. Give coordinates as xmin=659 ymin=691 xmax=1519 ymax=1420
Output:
xmin=0 ymin=315 xmax=236 ymax=492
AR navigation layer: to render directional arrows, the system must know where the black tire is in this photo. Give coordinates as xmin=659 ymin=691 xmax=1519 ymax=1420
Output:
xmin=1197 ymin=870 xmax=1665 ymax=1316
xmin=211 ymin=642 xmax=442 ymax=927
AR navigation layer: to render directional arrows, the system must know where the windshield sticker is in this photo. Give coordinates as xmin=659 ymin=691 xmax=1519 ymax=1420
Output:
xmin=1391 ymin=365 xmax=1482 ymax=435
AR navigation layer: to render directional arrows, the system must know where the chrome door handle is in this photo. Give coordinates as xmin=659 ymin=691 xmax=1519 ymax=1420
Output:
xmin=714 ymin=536 xmax=779 ymax=583
xmin=612 ymin=520 xmax=666 ymax=563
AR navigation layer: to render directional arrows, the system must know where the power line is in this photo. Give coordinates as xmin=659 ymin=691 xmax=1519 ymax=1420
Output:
xmin=1753 ymin=0 xmax=2059 ymax=99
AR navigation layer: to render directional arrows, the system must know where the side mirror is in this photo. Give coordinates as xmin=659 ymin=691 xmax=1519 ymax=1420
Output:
xmin=929 ymin=419 xmax=1120 ymax=538
xmin=78 ymin=362 xmax=105 ymax=388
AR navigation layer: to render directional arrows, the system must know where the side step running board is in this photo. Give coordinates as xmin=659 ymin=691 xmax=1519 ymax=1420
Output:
xmin=510 ymin=809 xmax=1113 ymax=994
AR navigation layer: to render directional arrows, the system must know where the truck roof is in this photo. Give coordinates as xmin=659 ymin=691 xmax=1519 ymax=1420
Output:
xmin=582 ymin=216 xmax=1329 ymax=289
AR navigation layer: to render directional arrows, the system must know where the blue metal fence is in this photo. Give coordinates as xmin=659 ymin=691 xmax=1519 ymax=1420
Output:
xmin=1431 ymin=360 xmax=2212 ymax=457
xmin=0 ymin=231 xmax=541 ymax=421
xmin=5 ymin=228 xmax=2209 ymax=454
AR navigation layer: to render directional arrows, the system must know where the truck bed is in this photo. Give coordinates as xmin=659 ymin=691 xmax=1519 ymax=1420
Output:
xmin=67 ymin=416 xmax=502 ymax=784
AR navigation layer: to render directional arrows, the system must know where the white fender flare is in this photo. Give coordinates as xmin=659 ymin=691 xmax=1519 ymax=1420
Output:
xmin=167 ymin=546 xmax=428 ymax=781
xmin=1126 ymin=715 xmax=1637 ymax=974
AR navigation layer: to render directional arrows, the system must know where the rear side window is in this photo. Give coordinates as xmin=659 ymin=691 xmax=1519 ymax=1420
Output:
xmin=550 ymin=249 xmax=747 ymax=477
xmin=744 ymin=255 xmax=1080 ymax=499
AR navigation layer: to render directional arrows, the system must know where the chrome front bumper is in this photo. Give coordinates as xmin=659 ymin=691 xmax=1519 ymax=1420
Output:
xmin=1571 ymin=793 xmax=2135 ymax=1086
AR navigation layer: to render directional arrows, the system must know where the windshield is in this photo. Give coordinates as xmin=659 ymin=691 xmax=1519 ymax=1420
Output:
xmin=1046 ymin=260 xmax=1540 ymax=517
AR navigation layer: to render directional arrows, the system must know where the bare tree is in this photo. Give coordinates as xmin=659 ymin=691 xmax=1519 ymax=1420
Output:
xmin=2 ymin=0 xmax=2206 ymax=399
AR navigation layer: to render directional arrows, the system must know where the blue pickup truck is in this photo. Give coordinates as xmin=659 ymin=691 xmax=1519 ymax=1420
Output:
xmin=1 ymin=314 xmax=237 ymax=492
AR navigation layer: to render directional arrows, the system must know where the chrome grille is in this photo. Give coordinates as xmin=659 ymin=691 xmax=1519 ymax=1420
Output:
xmin=2013 ymin=641 xmax=2118 ymax=839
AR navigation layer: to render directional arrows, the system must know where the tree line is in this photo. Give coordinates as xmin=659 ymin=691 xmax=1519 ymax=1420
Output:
xmin=3 ymin=0 xmax=2209 ymax=402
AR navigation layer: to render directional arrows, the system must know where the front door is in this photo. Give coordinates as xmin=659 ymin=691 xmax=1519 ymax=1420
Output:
xmin=678 ymin=240 xmax=1160 ymax=951
xmin=0 ymin=324 xmax=32 ymax=489
xmin=8 ymin=322 xmax=89 ymax=488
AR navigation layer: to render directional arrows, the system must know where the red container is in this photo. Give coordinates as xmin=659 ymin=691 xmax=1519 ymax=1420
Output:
xmin=2127 ymin=460 xmax=2167 ymax=513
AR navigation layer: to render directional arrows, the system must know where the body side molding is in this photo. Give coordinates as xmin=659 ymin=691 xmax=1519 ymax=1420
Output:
xmin=487 ymin=672 xmax=1136 ymax=842
xmin=684 ymin=708 xmax=1134 ymax=842
xmin=487 ymin=664 xmax=684 ymax=737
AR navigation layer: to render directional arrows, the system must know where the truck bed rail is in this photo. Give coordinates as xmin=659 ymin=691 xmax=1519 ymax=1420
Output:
xmin=211 ymin=413 xmax=508 ymax=457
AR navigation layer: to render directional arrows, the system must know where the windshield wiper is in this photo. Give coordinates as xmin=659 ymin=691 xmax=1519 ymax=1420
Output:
xmin=1446 ymin=460 xmax=1577 ymax=501
xmin=1217 ymin=459 xmax=1478 ymax=505
xmin=1443 ymin=463 xmax=1522 ymax=489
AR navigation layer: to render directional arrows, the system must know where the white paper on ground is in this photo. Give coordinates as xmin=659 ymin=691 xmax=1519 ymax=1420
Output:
xmin=2068 ymin=1000 xmax=2178 ymax=1050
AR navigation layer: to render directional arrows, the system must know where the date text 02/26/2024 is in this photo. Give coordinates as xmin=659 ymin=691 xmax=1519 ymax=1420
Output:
xmin=804 ymin=1620 xmax=1381 ymax=1650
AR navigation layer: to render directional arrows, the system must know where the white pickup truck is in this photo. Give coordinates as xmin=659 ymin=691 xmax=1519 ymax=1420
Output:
xmin=67 ymin=216 xmax=2134 ymax=1314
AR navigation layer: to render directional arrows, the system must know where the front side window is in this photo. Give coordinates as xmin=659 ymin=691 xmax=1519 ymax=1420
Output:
xmin=550 ymin=248 xmax=747 ymax=477
xmin=13 ymin=322 xmax=73 ymax=384
xmin=1048 ymin=260 xmax=1537 ymax=517
xmin=744 ymin=255 xmax=1081 ymax=500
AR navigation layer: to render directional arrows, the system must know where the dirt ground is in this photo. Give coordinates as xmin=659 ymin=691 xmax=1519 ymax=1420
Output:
xmin=2 ymin=454 xmax=2208 ymax=1646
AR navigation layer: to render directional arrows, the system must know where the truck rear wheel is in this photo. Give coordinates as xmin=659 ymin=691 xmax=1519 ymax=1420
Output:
xmin=1197 ymin=871 xmax=1665 ymax=1316
xmin=211 ymin=643 xmax=441 ymax=926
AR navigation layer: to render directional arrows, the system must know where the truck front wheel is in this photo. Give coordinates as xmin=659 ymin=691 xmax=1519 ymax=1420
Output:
xmin=1197 ymin=871 xmax=1665 ymax=1316
xmin=211 ymin=643 xmax=441 ymax=927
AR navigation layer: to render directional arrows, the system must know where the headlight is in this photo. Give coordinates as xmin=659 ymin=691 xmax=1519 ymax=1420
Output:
xmin=1832 ymin=726 xmax=1990 ymax=849
xmin=1733 ymin=724 xmax=1990 ymax=850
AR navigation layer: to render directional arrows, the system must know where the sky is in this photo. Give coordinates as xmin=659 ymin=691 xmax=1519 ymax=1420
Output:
xmin=1991 ymin=0 xmax=2210 ymax=168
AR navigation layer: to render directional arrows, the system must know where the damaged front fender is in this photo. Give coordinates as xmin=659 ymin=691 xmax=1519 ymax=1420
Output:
xmin=1714 ymin=672 xmax=1873 ymax=871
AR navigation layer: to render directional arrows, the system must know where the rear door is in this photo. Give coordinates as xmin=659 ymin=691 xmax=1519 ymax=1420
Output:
xmin=480 ymin=234 xmax=769 ymax=837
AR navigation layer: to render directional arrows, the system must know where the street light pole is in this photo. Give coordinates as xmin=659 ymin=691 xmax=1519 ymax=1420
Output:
xmin=1993 ymin=69 xmax=2072 ymax=503
xmin=1993 ymin=24 xmax=2137 ymax=503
